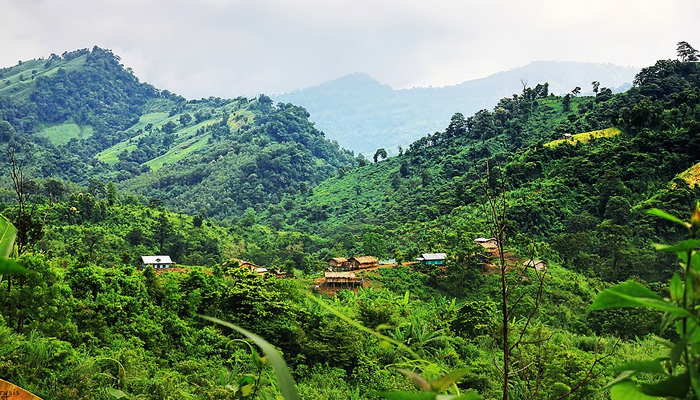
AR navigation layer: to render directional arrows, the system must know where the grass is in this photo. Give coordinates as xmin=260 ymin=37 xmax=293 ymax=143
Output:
xmin=0 ymin=55 xmax=88 ymax=101
xmin=40 ymin=123 xmax=94 ymax=146
xmin=145 ymin=133 xmax=212 ymax=172
xmin=98 ymin=106 xmax=253 ymax=169
xmin=545 ymin=127 xmax=622 ymax=148
xmin=96 ymin=113 xmax=179 ymax=165
xmin=678 ymin=162 xmax=700 ymax=187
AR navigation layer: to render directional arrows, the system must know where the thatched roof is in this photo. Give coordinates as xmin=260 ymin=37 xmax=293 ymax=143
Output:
xmin=325 ymin=271 xmax=357 ymax=279
xmin=349 ymin=256 xmax=378 ymax=264
xmin=327 ymin=257 xmax=348 ymax=263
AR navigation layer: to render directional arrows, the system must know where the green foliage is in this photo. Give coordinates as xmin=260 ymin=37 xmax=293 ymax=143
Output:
xmin=591 ymin=204 xmax=700 ymax=399
xmin=201 ymin=316 xmax=301 ymax=400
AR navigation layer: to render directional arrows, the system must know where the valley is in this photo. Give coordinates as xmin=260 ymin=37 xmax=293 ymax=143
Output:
xmin=0 ymin=44 xmax=699 ymax=399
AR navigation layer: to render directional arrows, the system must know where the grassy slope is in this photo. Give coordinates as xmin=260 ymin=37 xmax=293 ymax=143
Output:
xmin=40 ymin=123 xmax=95 ymax=145
xmin=545 ymin=127 xmax=622 ymax=148
xmin=0 ymin=55 xmax=88 ymax=101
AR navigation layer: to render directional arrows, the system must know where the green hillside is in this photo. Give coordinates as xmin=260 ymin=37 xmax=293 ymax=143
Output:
xmin=282 ymin=57 xmax=700 ymax=285
xmin=0 ymin=48 xmax=357 ymax=217
xmin=1 ymin=45 xmax=700 ymax=400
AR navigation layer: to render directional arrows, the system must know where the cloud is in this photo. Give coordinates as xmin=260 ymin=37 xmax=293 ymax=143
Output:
xmin=1 ymin=0 xmax=698 ymax=98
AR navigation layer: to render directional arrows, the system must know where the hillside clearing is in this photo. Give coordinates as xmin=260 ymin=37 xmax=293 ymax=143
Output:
xmin=545 ymin=127 xmax=622 ymax=148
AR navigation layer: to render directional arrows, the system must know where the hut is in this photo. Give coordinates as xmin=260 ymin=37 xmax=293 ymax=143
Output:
xmin=348 ymin=256 xmax=379 ymax=270
xmin=327 ymin=257 xmax=348 ymax=269
xmin=324 ymin=271 xmax=363 ymax=287
xmin=231 ymin=259 xmax=267 ymax=275
xmin=141 ymin=255 xmax=174 ymax=269
xmin=475 ymin=238 xmax=499 ymax=251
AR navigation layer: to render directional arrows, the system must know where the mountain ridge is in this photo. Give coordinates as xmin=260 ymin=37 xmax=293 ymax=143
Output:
xmin=274 ymin=61 xmax=640 ymax=154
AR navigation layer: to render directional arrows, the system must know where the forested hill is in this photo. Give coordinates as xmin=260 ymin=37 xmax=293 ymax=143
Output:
xmin=274 ymin=61 xmax=639 ymax=154
xmin=282 ymin=58 xmax=700 ymax=284
xmin=0 ymin=47 xmax=357 ymax=218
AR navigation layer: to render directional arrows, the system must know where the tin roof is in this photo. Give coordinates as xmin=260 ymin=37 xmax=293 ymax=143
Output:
xmin=141 ymin=255 xmax=173 ymax=264
xmin=420 ymin=253 xmax=447 ymax=261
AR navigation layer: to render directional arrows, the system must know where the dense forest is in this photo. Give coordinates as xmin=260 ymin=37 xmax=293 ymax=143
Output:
xmin=1 ymin=43 xmax=700 ymax=399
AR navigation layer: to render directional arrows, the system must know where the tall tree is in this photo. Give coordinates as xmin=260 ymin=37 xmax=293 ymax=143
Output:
xmin=677 ymin=41 xmax=699 ymax=62
xmin=373 ymin=148 xmax=388 ymax=163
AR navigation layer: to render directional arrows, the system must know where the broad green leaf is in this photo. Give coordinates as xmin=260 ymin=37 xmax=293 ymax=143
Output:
xmin=670 ymin=273 xmax=683 ymax=302
xmin=676 ymin=318 xmax=700 ymax=344
xmin=690 ymin=251 xmax=700 ymax=272
xmin=107 ymin=388 xmax=128 ymax=399
xmin=0 ymin=258 xmax=29 ymax=275
xmin=0 ymin=214 xmax=17 ymax=258
xmin=589 ymin=281 xmax=691 ymax=317
xmin=611 ymin=360 xmax=667 ymax=375
xmin=603 ymin=371 xmax=636 ymax=390
xmin=241 ymin=384 xmax=253 ymax=397
xmin=200 ymin=316 xmax=300 ymax=400
xmin=430 ymin=368 xmax=472 ymax=392
xmin=647 ymin=209 xmax=690 ymax=228
xmin=689 ymin=365 xmax=700 ymax=398
xmin=651 ymin=335 xmax=674 ymax=348
xmin=670 ymin=337 xmax=688 ymax=367
xmin=639 ymin=372 xmax=689 ymax=397
xmin=610 ymin=381 xmax=660 ymax=400
xmin=653 ymin=240 xmax=700 ymax=253
xmin=396 ymin=368 xmax=431 ymax=392
xmin=374 ymin=392 xmax=437 ymax=400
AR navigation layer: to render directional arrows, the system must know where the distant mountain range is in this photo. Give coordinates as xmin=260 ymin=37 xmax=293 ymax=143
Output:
xmin=274 ymin=61 xmax=640 ymax=154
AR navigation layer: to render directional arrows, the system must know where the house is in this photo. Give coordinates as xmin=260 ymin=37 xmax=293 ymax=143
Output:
xmin=327 ymin=257 xmax=348 ymax=269
xmin=475 ymin=237 xmax=499 ymax=251
xmin=324 ymin=271 xmax=363 ymax=287
xmin=348 ymin=256 xmax=379 ymax=270
xmin=415 ymin=253 xmax=447 ymax=266
xmin=141 ymin=255 xmax=174 ymax=269
xmin=232 ymin=259 xmax=267 ymax=275
xmin=523 ymin=259 xmax=547 ymax=271
xmin=269 ymin=268 xmax=288 ymax=278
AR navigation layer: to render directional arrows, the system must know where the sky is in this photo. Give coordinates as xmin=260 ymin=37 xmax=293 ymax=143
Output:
xmin=1 ymin=0 xmax=698 ymax=99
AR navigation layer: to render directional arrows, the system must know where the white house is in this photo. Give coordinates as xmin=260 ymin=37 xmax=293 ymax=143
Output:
xmin=141 ymin=255 xmax=174 ymax=269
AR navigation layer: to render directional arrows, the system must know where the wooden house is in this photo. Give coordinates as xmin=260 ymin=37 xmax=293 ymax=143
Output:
xmin=269 ymin=268 xmax=288 ymax=278
xmin=141 ymin=255 xmax=174 ymax=269
xmin=415 ymin=253 xmax=447 ymax=266
xmin=233 ymin=259 xmax=268 ymax=275
xmin=327 ymin=257 xmax=348 ymax=269
xmin=348 ymin=256 xmax=379 ymax=270
xmin=324 ymin=271 xmax=363 ymax=287
xmin=475 ymin=237 xmax=499 ymax=251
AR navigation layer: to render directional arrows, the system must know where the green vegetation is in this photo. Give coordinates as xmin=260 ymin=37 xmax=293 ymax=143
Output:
xmin=0 ymin=44 xmax=700 ymax=399
xmin=545 ymin=127 xmax=622 ymax=148
xmin=40 ymin=123 xmax=95 ymax=146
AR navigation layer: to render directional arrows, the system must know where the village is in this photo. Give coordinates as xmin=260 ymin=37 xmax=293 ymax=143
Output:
xmin=138 ymin=237 xmax=547 ymax=294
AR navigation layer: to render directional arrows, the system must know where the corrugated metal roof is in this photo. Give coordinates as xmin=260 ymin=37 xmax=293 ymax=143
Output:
xmin=420 ymin=253 xmax=447 ymax=261
xmin=141 ymin=255 xmax=173 ymax=264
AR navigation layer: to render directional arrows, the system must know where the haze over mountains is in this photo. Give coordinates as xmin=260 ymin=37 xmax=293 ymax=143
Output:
xmin=275 ymin=61 xmax=640 ymax=154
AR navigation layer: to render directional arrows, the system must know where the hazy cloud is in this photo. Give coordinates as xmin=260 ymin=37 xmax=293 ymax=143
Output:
xmin=1 ymin=0 xmax=698 ymax=98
